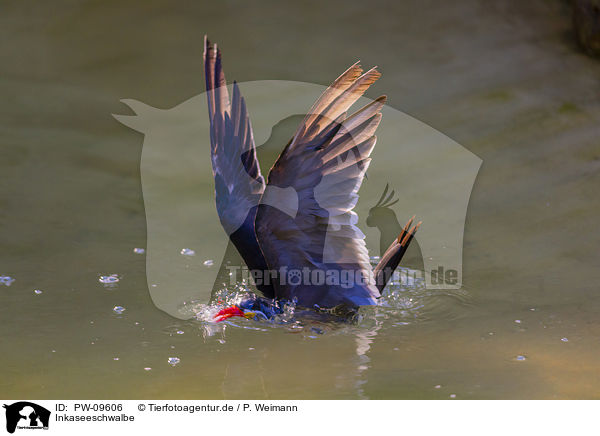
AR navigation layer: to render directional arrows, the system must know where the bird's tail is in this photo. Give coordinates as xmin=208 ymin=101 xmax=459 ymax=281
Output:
xmin=373 ymin=216 xmax=421 ymax=292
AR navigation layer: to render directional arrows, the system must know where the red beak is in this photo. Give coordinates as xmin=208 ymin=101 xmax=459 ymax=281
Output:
xmin=214 ymin=305 xmax=246 ymax=322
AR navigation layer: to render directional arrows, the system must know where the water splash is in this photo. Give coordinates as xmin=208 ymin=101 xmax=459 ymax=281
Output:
xmin=99 ymin=274 xmax=120 ymax=287
xmin=179 ymin=259 xmax=471 ymax=341
xmin=0 ymin=276 xmax=15 ymax=286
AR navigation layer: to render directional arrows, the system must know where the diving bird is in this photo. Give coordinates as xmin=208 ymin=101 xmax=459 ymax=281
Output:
xmin=204 ymin=36 xmax=420 ymax=321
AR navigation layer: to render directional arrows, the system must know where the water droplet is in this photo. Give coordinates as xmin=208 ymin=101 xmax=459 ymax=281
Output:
xmin=561 ymin=337 xmax=569 ymax=342
xmin=180 ymin=248 xmax=195 ymax=256
xmin=167 ymin=357 xmax=180 ymax=366
xmin=203 ymin=259 xmax=214 ymax=266
xmin=99 ymin=274 xmax=120 ymax=284
xmin=0 ymin=276 xmax=15 ymax=286
xmin=144 ymin=367 xmax=152 ymax=371
xmin=133 ymin=248 xmax=145 ymax=254
xmin=176 ymin=330 xmax=184 ymax=335
xmin=515 ymin=355 xmax=527 ymax=361
xmin=34 ymin=289 xmax=43 ymax=295
xmin=113 ymin=306 xmax=126 ymax=314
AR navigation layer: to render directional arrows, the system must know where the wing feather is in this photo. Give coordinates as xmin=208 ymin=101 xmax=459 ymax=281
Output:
xmin=204 ymin=36 xmax=265 ymax=235
xmin=204 ymin=36 xmax=274 ymax=298
xmin=256 ymin=64 xmax=386 ymax=308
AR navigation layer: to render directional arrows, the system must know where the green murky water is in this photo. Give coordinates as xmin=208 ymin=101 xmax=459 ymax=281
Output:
xmin=1 ymin=0 xmax=600 ymax=399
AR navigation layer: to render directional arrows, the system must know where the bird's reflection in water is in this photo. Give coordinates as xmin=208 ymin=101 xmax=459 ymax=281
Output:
xmin=177 ymin=267 xmax=453 ymax=399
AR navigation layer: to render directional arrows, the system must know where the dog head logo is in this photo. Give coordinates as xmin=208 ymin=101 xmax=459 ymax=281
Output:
xmin=3 ymin=402 xmax=50 ymax=434
xmin=114 ymin=80 xmax=481 ymax=318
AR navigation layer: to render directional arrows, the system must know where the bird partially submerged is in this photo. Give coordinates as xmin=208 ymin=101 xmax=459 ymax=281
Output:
xmin=204 ymin=36 xmax=420 ymax=321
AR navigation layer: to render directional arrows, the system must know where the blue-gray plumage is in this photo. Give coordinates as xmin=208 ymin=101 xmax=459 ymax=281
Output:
xmin=204 ymin=36 xmax=420 ymax=313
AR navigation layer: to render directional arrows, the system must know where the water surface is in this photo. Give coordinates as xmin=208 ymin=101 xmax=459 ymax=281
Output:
xmin=1 ymin=0 xmax=600 ymax=399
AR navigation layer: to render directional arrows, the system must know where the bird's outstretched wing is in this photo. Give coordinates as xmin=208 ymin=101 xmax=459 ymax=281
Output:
xmin=255 ymin=63 xmax=385 ymax=308
xmin=204 ymin=37 xmax=275 ymax=298
xmin=204 ymin=36 xmax=265 ymax=236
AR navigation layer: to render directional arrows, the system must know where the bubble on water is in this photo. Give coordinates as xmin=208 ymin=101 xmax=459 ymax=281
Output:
xmin=515 ymin=355 xmax=527 ymax=361
xmin=248 ymin=347 xmax=255 ymax=351
xmin=99 ymin=274 xmax=120 ymax=285
xmin=0 ymin=276 xmax=15 ymax=286
xmin=168 ymin=357 xmax=180 ymax=366
xmin=218 ymin=339 xmax=226 ymax=344
xmin=113 ymin=306 xmax=126 ymax=314
xmin=144 ymin=367 xmax=152 ymax=371
xmin=34 ymin=289 xmax=43 ymax=295
xmin=449 ymin=394 xmax=456 ymax=399
xmin=203 ymin=259 xmax=214 ymax=267
xmin=514 ymin=319 xmax=522 ymax=324
xmin=176 ymin=330 xmax=184 ymax=335
xmin=133 ymin=248 xmax=145 ymax=254
xmin=434 ymin=385 xmax=442 ymax=389
xmin=113 ymin=357 xmax=119 ymax=361
xmin=369 ymin=255 xmax=380 ymax=264
xmin=180 ymin=248 xmax=195 ymax=256
xmin=561 ymin=337 xmax=569 ymax=342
